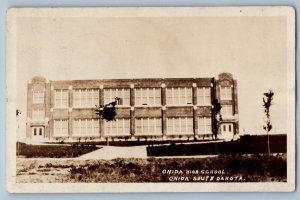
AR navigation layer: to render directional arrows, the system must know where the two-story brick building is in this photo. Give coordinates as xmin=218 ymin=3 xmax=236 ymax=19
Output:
xmin=26 ymin=72 xmax=239 ymax=143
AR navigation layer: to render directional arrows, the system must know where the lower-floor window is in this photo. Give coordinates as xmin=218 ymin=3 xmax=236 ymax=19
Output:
xmin=53 ymin=120 xmax=68 ymax=137
xmin=135 ymin=118 xmax=162 ymax=135
xmin=221 ymin=105 xmax=233 ymax=116
xmin=32 ymin=108 xmax=45 ymax=120
xmin=167 ymin=117 xmax=193 ymax=135
xmin=73 ymin=119 xmax=99 ymax=137
xmin=104 ymin=118 xmax=130 ymax=136
xmin=198 ymin=117 xmax=212 ymax=134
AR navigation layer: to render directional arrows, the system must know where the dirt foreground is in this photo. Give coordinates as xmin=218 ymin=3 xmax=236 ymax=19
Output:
xmin=16 ymin=154 xmax=287 ymax=183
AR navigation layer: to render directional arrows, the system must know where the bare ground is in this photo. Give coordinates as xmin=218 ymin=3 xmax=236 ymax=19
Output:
xmin=16 ymin=154 xmax=287 ymax=183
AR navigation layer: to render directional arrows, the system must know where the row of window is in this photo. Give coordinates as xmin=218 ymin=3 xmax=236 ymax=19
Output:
xmin=32 ymin=104 xmax=234 ymax=121
xmin=52 ymin=117 xmax=213 ymax=137
xmin=32 ymin=87 xmax=233 ymax=107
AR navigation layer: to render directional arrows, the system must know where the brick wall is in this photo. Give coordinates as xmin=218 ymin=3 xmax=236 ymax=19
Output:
xmin=26 ymin=74 xmax=239 ymax=141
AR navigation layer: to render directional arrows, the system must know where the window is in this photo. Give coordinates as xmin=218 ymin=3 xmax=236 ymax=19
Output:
xmin=73 ymin=89 xmax=99 ymax=108
xmin=104 ymin=89 xmax=130 ymax=106
xmin=32 ymin=108 xmax=44 ymax=120
xmin=221 ymin=105 xmax=233 ymax=116
xmin=53 ymin=120 xmax=68 ymax=137
xmin=104 ymin=118 xmax=130 ymax=136
xmin=220 ymin=86 xmax=232 ymax=100
xmin=73 ymin=119 xmax=99 ymax=137
xmin=135 ymin=88 xmax=161 ymax=106
xmin=135 ymin=118 xmax=162 ymax=135
xmin=166 ymin=87 xmax=193 ymax=105
xmin=197 ymin=87 xmax=211 ymax=105
xmin=54 ymin=89 xmax=69 ymax=108
xmin=198 ymin=117 xmax=212 ymax=134
xmin=167 ymin=117 xmax=193 ymax=135
xmin=33 ymin=90 xmax=44 ymax=104
xmin=39 ymin=128 xmax=43 ymax=136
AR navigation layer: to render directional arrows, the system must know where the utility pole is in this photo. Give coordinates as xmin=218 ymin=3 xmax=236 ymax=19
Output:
xmin=16 ymin=109 xmax=21 ymax=157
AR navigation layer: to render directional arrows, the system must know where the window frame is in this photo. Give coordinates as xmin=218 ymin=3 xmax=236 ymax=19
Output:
xmin=32 ymin=90 xmax=44 ymax=104
xmin=198 ymin=117 xmax=212 ymax=134
xmin=220 ymin=86 xmax=232 ymax=100
xmin=104 ymin=118 xmax=131 ymax=136
xmin=135 ymin=118 xmax=162 ymax=135
xmin=166 ymin=117 xmax=193 ymax=135
xmin=166 ymin=87 xmax=193 ymax=106
xmin=221 ymin=104 xmax=233 ymax=116
xmin=134 ymin=88 xmax=161 ymax=107
xmin=197 ymin=87 xmax=211 ymax=105
xmin=32 ymin=108 xmax=45 ymax=120
xmin=73 ymin=89 xmax=99 ymax=108
xmin=54 ymin=89 xmax=69 ymax=108
xmin=72 ymin=119 xmax=99 ymax=137
xmin=53 ymin=119 xmax=69 ymax=137
xmin=103 ymin=88 xmax=130 ymax=107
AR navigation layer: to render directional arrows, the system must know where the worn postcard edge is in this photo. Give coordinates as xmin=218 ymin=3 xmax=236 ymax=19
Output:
xmin=5 ymin=7 xmax=296 ymax=193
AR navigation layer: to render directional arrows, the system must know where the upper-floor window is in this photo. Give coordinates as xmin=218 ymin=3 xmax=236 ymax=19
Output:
xmin=54 ymin=89 xmax=69 ymax=108
xmin=32 ymin=108 xmax=44 ymax=120
xmin=32 ymin=90 xmax=44 ymax=104
xmin=198 ymin=117 xmax=212 ymax=134
xmin=73 ymin=89 xmax=99 ymax=108
xmin=104 ymin=118 xmax=130 ymax=136
xmin=135 ymin=118 xmax=162 ymax=135
xmin=166 ymin=87 xmax=193 ymax=105
xmin=104 ymin=89 xmax=130 ymax=106
xmin=73 ymin=119 xmax=99 ymax=137
xmin=197 ymin=87 xmax=211 ymax=105
xmin=221 ymin=105 xmax=233 ymax=116
xmin=220 ymin=86 xmax=232 ymax=100
xmin=53 ymin=119 xmax=68 ymax=137
xmin=135 ymin=88 xmax=161 ymax=106
xmin=167 ymin=117 xmax=193 ymax=135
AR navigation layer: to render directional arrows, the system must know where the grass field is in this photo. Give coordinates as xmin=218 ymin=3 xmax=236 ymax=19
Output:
xmin=16 ymin=154 xmax=287 ymax=183
xmin=17 ymin=142 xmax=99 ymax=158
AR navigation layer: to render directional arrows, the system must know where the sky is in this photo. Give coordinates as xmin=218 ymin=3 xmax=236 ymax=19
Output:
xmin=15 ymin=15 xmax=288 ymax=139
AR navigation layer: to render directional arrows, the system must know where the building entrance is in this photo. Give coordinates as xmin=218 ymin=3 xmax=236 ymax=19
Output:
xmin=31 ymin=126 xmax=44 ymax=142
xmin=220 ymin=123 xmax=234 ymax=141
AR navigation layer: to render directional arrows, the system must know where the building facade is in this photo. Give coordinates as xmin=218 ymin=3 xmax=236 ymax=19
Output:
xmin=26 ymin=72 xmax=239 ymax=143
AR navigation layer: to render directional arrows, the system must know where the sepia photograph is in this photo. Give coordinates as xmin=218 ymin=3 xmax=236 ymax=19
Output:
xmin=6 ymin=7 xmax=295 ymax=192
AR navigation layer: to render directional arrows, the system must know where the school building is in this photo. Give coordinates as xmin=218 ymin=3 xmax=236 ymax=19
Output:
xmin=26 ymin=72 xmax=239 ymax=143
